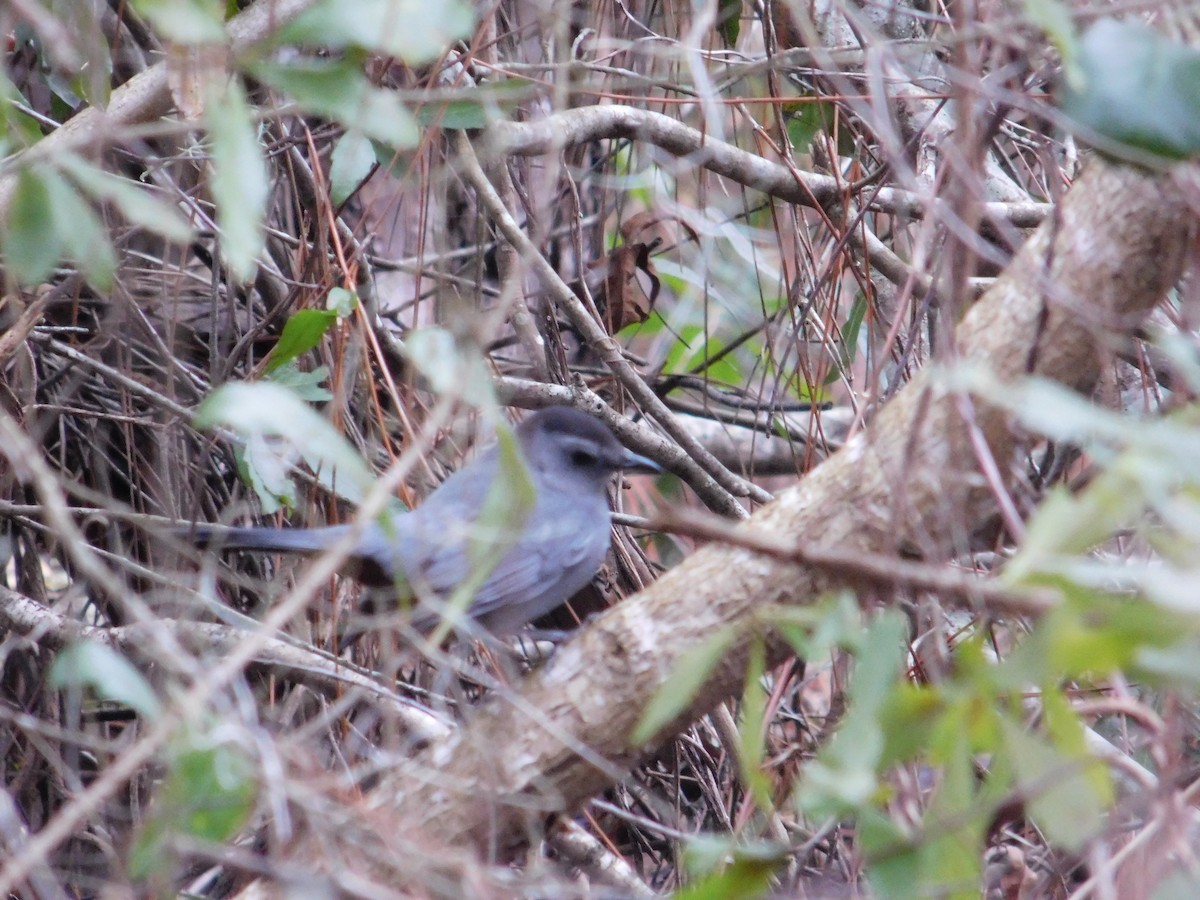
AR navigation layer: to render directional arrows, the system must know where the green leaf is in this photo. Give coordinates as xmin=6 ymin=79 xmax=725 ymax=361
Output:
xmin=329 ymin=131 xmax=377 ymax=205
xmin=785 ymin=99 xmax=845 ymax=157
xmin=0 ymin=73 xmax=43 ymax=151
xmin=128 ymin=0 xmax=226 ymax=44
xmin=43 ymin=173 xmax=117 ymax=290
xmin=1059 ymin=19 xmax=1200 ymax=161
xmin=266 ymin=363 xmax=333 ymax=402
xmin=841 ymin=292 xmax=868 ymax=366
xmin=633 ymin=626 xmax=739 ymax=746
xmin=50 ymin=642 xmax=162 ymax=721
xmin=205 ymin=78 xmax=268 ymax=282
xmin=251 ymin=58 xmax=420 ymax=148
xmin=918 ymin=722 xmax=985 ymax=896
xmin=797 ymin=611 xmax=908 ymax=813
xmin=716 ymin=0 xmax=740 ymax=47
xmin=999 ymin=710 xmax=1106 ymax=853
xmin=1006 ymin=476 xmax=1143 ymax=582
xmin=236 ymin=434 xmax=298 ymax=514
xmin=196 ymin=381 xmax=375 ymax=505
xmin=860 ymin=810 xmax=920 ymax=899
xmin=277 ymin=0 xmax=475 ymax=64
xmin=677 ymin=837 xmax=786 ymax=900
xmin=59 ymin=155 xmax=195 ymax=243
xmin=738 ymin=637 xmax=773 ymax=812
xmin=264 ymin=308 xmax=338 ymax=373
xmin=414 ymin=98 xmax=510 ymax=130
xmin=3 ymin=167 xmax=64 ymax=285
xmin=129 ymin=731 xmax=256 ymax=879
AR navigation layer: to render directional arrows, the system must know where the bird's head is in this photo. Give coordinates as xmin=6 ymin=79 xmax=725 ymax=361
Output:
xmin=517 ymin=407 xmax=661 ymax=491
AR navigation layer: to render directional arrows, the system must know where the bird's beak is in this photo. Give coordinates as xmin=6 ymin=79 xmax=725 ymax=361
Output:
xmin=620 ymin=450 xmax=662 ymax=474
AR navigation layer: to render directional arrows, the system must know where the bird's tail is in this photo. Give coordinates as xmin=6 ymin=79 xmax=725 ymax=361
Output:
xmin=177 ymin=523 xmax=354 ymax=555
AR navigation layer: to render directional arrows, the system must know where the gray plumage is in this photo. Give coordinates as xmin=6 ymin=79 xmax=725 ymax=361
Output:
xmin=183 ymin=407 xmax=659 ymax=635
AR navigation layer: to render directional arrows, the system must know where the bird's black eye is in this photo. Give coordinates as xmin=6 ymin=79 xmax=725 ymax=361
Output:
xmin=570 ymin=448 xmax=600 ymax=468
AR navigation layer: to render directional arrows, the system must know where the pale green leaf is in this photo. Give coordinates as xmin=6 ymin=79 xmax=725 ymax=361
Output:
xmin=44 ymin=175 xmax=117 ymax=290
xmin=1000 ymin=713 xmax=1106 ymax=853
xmin=267 ymin=363 xmax=334 ymax=402
xmin=1059 ymin=19 xmax=1200 ymax=160
xmin=205 ymin=78 xmax=268 ymax=282
xmin=329 ymin=131 xmax=377 ymax=205
xmin=404 ymin=327 xmax=497 ymax=408
xmin=3 ymin=167 xmax=63 ymax=285
xmin=278 ymin=0 xmax=474 ymax=64
xmin=325 ymin=286 xmax=358 ymax=317
xmin=196 ymin=381 xmax=375 ymax=504
xmin=251 ymin=59 xmax=420 ymax=148
xmin=633 ymin=627 xmax=738 ymax=746
xmin=60 ymin=155 xmax=195 ymax=243
xmin=128 ymin=0 xmax=226 ymax=44
xmin=50 ymin=642 xmax=162 ymax=721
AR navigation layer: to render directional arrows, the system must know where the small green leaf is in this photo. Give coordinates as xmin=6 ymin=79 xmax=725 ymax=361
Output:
xmin=329 ymin=131 xmax=377 ymax=205
xmin=633 ymin=626 xmax=738 ymax=746
xmin=415 ymin=100 xmax=492 ymax=129
xmin=919 ymin=723 xmax=985 ymax=896
xmin=841 ymin=292 xmax=868 ymax=366
xmin=738 ymin=637 xmax=774 ymax=812
xmin=264 ymin=308 xmax=338 ymax=373
xmin=128 ymin=0 xmax=226 ymax=44
xmin=676 ymin=837 xmax=785 ymax=900
xmin=786 ymin=99 xmax=841 ymax=156
xmin=251 ymin=58 xmax=420 ymax=148
xmin=0 ymin=73 xmax=43 ymax=150
xmin=1000 ymin=711 xmax=1106 ymax=853
xmin=3 ymin=167 xmax=64 ymax=285
xmin=50 ymin=642 xmax=162 ymax=721
xmin=277 ymin=0 xmax=474 ymax=64
xmin=267 ymin=363 xmax=333 ymax=402
xmin=237 ymin=433 xmax=297 ymax=514
xmin=129 ymin=731 xmax=256 ymax=879
xmin=797 ymin=611 xmax=908 ymax=813
xmin=60 ymin=155 xmax=195 ymax=243
xmin=49 ymin=182 xmax=118 ymax=290
xmin=716 ymin=0 xmax=740 ymax=47
xmin=860 ymin=810 xmax=920 ymax=898
xmin=205 ymin=78 xmax=268 ymax=282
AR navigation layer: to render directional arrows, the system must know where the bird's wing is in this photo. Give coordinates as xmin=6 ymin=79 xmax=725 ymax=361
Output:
xmin=403 ymin=506 xmax=608 ymax=630
xmin=465 ymin=511 xmax=610 ymax=625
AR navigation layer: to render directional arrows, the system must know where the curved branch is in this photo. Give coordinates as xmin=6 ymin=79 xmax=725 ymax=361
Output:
xmin=478 ymin=105 xmax=1050 ymax=227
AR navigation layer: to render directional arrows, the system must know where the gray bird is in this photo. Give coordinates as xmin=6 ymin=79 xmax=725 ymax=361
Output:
xmin=183 ymin=407 xmax=660 ymax=637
